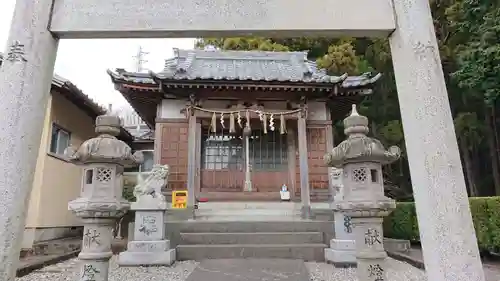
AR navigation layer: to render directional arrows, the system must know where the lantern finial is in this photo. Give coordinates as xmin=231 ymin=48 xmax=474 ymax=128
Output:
xmin=350 ymin=104 xmax=359 ymax=116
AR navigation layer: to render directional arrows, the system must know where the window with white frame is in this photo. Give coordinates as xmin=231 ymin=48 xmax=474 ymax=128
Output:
xmin=125 ymin=150 xmax=154 ymax=172
xmin=49 ymin=123 xmax=71 ymax=155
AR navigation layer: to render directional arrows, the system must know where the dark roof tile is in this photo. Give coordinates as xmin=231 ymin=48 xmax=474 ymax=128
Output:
xmin=109 ymin=49 xmax=380 ymax=87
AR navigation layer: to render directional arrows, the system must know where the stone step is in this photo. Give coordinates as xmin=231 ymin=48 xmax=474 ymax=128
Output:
xmin=193 ymin=215 xmax=304 ymax=221
xmin=21 ymin=237 xmax=82 ymax=257
xmin=180 ymin=232 xmax=323 ymax=245
xmin=176 ymin=243 xmax=327 ymax=261
xmin=195 ymin=209 xmax=302 ymax=218
xmin=168 ymin=220 xmax=333 ymax=233
xmin=197 ymin=202 xmax=301 ymax=210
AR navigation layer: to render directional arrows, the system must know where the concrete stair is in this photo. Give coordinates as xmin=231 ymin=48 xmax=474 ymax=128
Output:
xmin=181 ymin=232 xmax=323 ymax=244
xmin=160 ymin=202 xmax=335 ymax=261
xmin=193 ymin=202 xmax=303 ymax=221
xmin=172 ymin=220 xmax=331 ymax=261
xmin=177 ymin=243 xmax=327 ymax=261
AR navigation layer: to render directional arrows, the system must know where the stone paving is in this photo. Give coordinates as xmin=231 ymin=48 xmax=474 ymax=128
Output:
xmin=15 ymin=256 xmax=427 ymax=281
xmin=400 ymin=246 xmax=500 ymax=281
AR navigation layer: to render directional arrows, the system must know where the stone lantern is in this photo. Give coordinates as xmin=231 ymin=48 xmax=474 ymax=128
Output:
xmin=66 ymin=115 xmax=143 ymax=281
xmin=324 ymin=105 xmax=400 ymax=281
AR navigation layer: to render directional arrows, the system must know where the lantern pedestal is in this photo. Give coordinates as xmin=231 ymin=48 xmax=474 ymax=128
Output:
xmin=325 ymin=168 xmax=356 ymax=267
xmin=338 ymin=200 xmax=395 ymax=281
xmin=118 ymin=195 xmax=176 ymax=266
xmin=325 ymin=212 xmax=356 ymax=267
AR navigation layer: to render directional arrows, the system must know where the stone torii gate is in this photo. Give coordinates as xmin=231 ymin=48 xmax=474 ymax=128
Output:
xmin=0 ymin=0 xmax=485 ymax=281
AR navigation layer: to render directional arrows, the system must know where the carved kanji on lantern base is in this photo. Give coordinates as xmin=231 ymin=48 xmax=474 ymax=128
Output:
xmin=324 ymin=105 xmax=400 ymax=281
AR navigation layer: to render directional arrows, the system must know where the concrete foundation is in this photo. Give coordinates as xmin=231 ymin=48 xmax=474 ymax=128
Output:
xmin=325 ymin=239 xmax=356 ymax=267
xmin=119 ymin=247 xmax=175 ymax=266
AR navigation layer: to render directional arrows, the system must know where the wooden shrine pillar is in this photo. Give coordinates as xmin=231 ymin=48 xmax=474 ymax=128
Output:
xmin=153 ymin=104 xmax=163 ymax=164
xmin=186 ymin=111 xmax=197 ymax=208
xmin=325 ymin=111 xmax=335 ymax=204
xmin=297 ymin=106 xmax=311 ymax=218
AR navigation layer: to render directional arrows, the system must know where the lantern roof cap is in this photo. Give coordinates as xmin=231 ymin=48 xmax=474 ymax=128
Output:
xmin=324 ymin=104 xmax=401 ymax=167
xmin=65 ymin=114 xmax=143 ymax=165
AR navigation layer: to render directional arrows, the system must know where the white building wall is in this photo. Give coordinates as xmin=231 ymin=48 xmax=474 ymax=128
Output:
xmin=159 ymin=99 xmax=187 ymax=119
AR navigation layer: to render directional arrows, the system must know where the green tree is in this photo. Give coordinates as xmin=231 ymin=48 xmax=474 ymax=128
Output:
xmin=316 ymin=39 xmax=362 ymax=75
xmin=447 ymin=0 xmax=500 ymax=195
xmin=196 ymin=37 xmax=289 ymax=51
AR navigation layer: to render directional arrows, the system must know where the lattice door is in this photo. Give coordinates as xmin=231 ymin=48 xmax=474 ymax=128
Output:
xmin=200 ymin=127 xmax=245 ymax=192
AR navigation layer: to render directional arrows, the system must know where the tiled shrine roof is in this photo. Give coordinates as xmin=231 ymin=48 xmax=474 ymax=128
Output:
xmin=107 ymin=49 xmax=382 ymax=128
xmin=108 ymin=49 xmax=381 ymax=88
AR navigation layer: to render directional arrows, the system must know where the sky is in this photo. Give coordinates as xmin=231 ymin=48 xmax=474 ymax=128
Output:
xmin=0 ymin=0 xmax=196 ymax=111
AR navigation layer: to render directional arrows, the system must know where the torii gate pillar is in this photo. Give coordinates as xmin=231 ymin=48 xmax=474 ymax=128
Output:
xmin=0 ymin=0 xmax=58 ymax=279
xmin=388 ymin=1 xmax=484 ymax=280
xmin=0 ymin=0 xmax=486 ymax=281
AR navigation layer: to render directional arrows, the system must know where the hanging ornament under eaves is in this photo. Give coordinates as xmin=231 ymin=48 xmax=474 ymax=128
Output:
xmin=211 ymin=112 xmax=217 ymax=133
xmin=190 ymin=105 xmax=298 ymax=136
xmin=229 ymin=113 xmax=236 ymax=134
xmin=269 ymin=114 xmax=275 ymax=131
xmin=280 ymin=114 xmax=287 ymax=135
xmin=243 ymin=110 xmax=252 ymax=137
xmin=245 ymin=110 xmax=251 ymax=131
xmin=237 ymin=111 xmax=242 ymax=128
xmin=220 ymin=112 xmax=225 ymax=129
xmin=262 ymin=113 xmax=268 ymax=134
xmin=257 ymin=110 xmax=264 ymax=121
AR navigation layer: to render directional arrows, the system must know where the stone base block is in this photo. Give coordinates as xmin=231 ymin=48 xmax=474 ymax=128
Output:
xmin=383 ymin=237 xmax=410 ymax=253
xmin=330 ymin=239 xmax=355 ymax=249
xmin=324 ymin=239 xmax=356 ymax=267
xmin=118 ymin=248 xmax=176 ymax=266
xmin=166 ymin=207 xmax=195 ymax=221
xmin=127 ymin=240 xmax=170 ymax=252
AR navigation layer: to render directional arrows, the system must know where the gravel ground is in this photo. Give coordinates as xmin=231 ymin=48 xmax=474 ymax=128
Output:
xmin=306 ymin=258 xmax=427 ymax=281
xmin=15 ymin=256 xmax=199 ymax=281
xmin=16 ymin=257 xmax=425 ymax=281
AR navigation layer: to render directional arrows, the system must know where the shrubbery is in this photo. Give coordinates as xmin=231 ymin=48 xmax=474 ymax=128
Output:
xmin=383 ymin=197 xmax=500 ymax=252
xmin=122 ymin=176 xmax=136 ymax=202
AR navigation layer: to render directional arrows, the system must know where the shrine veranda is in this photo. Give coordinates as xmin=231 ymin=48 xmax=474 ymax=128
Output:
xmin=0 ymin=1 xmax=486 ymax=281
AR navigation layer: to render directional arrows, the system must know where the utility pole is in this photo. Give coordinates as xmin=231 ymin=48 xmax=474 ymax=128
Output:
xmin=133 ymin=46 xmax=149 ymax=72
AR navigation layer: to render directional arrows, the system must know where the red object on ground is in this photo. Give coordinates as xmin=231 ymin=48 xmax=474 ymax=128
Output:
xmin=197 ymin=197 xmax=209 ymax=202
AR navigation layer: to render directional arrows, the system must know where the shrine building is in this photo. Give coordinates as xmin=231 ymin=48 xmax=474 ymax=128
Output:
xmin=108 ymin=48 xmax=380 ymax=203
